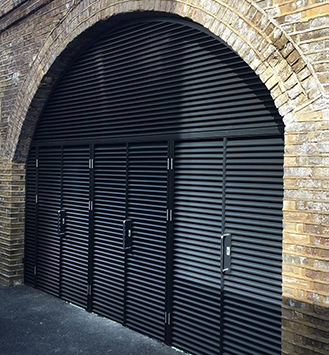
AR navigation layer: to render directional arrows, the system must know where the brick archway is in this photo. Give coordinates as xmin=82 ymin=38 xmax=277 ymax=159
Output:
xmin=1 ymin=2 xmax=328 ymax=354
xmin=7 ymin=0 xmax=323 ymax=163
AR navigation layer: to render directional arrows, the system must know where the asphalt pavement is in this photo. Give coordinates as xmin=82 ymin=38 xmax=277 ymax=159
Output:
xmin=0 ymin=284 xmax=181 ymax=355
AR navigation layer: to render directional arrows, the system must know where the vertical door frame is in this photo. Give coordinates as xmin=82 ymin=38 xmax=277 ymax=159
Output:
xmin=59 ymin=145 xmax=64 ymax=298
xmin=165 ymin=139 xmax=174 ymax=345
xmin=219 ymin=136 xmax=227 ymax=354
xmin=33 ymin=146 xmax=39 ymax=288
xmin=123 ymin=142 xmax=129 ymax=326
xmin=87 ymin=143 xmax=95 ymax=311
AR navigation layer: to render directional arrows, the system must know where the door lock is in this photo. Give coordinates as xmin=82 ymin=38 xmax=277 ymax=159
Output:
xmin=123 ymin=219 xmax=132 ymax=250
xmin=221 ymin=233 xmax=232 ymax=274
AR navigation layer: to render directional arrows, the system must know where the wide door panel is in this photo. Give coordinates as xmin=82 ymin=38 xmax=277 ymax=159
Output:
xmin=92 ymin=144 xmax=126 ymax=322
xmin=61 ymin=146 xmax=90 ymax=308
xmin=172 ymin=140 xmax=224 ymax=355
xmin=125 ymin=142 xmax=169 ymax=341
xmin=223 ymin=136 xmax=283 ymax=354
xmin=36 ymin=146 xmax=62 ymax=295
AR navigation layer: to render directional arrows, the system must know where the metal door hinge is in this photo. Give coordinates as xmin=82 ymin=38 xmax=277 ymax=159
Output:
xmin=89 ymin=201 xmax=93 ymax=211
xmin=34 ymin=266 xmax=37 ymax=275
xmin=167 ymin=209 xmax=173 ymax=221
xmin=164 ymin=312 xmax=171 ymax=325
xmin=86 ymin=285 xmax=92 ymax=295
xmin=167 ymin=158 xmax=174 ymax=170
xmin=35 ymin=159 xmax=39 ymax=168
xmin=89 ymin=159 xmax=94 ymax=169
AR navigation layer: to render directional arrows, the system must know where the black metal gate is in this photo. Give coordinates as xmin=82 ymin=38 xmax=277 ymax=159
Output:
xmin=25 ymin=15 xmax=283 ymax=355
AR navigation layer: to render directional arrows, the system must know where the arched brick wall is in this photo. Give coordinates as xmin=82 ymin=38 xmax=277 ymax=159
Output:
xmin=7 ymin=0 xmax=324 ymax=162
xmin=0 ymin=1 xmax=328 ymax=354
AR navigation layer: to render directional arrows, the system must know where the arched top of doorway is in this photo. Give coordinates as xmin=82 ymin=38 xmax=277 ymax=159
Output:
xmin=7 ymin=1 xmax=322 ymax=162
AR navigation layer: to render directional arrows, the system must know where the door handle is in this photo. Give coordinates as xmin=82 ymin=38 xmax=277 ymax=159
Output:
xmin=221 ymin=233 xmax=232 ymax=274
xmin=58 ymin=209 xmax=66 ymax=236
xmin=123 ymin=219 xmax=132 ymax=251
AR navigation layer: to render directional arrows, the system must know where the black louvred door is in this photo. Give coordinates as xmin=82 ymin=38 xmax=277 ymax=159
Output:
xmin=36 ymin=147 xmax=62 ymax=295
xmin=24 ymin=15 xmax=284 ymax=355
xmin=61 ymin=146 xmax=90 ymax=308
xmin=171 ymin=139 xmax=223 ymax=355
xmin=223 ymin=136 xmax=283 ymax=355
xmin=125 ymin=142 xmax=169 ymax=341
xmin=92 ymin=144 xmax=126 ymax=322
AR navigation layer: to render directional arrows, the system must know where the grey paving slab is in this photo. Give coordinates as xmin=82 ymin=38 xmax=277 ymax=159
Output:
xmin=0 ymin=284 xmax=182 ymax=355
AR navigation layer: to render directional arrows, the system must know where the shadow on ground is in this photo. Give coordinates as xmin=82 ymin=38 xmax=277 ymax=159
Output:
xmin=0 ymin=285 xmax=181 ymax=355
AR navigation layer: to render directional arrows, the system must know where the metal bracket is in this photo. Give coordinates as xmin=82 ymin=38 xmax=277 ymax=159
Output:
xmin=167 ymin=158 xmax=174 ymax=170
xmin=164 ymin=312 xmax=171 ymax=325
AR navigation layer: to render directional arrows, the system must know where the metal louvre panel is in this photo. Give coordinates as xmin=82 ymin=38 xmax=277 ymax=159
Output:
xmin=92 ymin=144 xmax=126 ymax=322
xmin=34 ymin=20 xmax=282 ymax=143
xmin=223 ymin=136 xmax=283 ymax=355
xmin=172 ymin=140 xmax=223 ymax=355
xmin=36 ymin=147 xmax=62 ymax=295
xmin=24 ymin=148 xmax=36 ymax=285
xmin=126 ymin=142 xmax=168 ymax=341
xmin=24 ymin=15 xmax=285 ymax=355
xmin=61 ymin=146 xmax=90 ymax=308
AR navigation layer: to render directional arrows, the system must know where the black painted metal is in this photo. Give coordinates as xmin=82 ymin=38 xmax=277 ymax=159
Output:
xmin=165 ymin=140 xmax=175 ymax=345
xmin=36 ymin=146 xmax=61 ymax=295
xmin=87 ymin=144 xmax=95 ymax=312
xmin=25 ymin=15 xmax=283 ymax=355
xmin=32 ymin=19 xmax=283 ymax=146
xmin=59 ymin=146 xmax=64 ymax=298
xmin=92 ymin=144 xmax=126 ymax=322
xmin=223 ymin=136 xmax=283 ymax=355
xmin=172 ymin=139 xmax=224 ymax=355
xmin=125 ymin=142 xmax=168 ymax=341
xmin=61 ymin=146 xmax=90 ymax=308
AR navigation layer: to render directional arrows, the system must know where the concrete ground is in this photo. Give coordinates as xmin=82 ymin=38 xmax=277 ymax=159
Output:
xmin=0 ymin=284 xmax=181 ymax=355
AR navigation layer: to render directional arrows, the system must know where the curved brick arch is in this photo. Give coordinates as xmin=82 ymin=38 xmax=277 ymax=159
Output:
xmin=8 ymin=0 xmax=323 ymax=162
